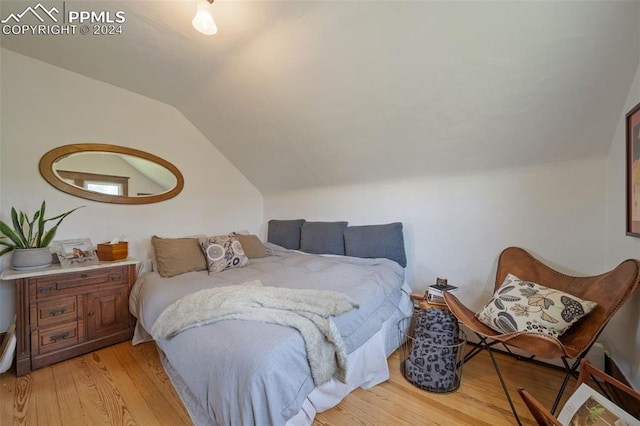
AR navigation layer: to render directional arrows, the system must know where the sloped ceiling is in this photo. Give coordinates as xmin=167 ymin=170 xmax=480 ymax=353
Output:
xmin=1 ymin=1 xmax=638 ymax=194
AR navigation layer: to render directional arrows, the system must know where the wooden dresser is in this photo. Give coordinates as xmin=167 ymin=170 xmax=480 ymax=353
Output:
xmin=1 ymin=259 xmax=138 ymax=376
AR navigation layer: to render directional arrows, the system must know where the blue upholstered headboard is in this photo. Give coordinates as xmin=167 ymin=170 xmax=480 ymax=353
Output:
xmin=267 ymin=219 xmax=407 ymax=268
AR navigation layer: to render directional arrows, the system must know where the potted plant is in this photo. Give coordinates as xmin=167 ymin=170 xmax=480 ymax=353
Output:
xmin=0 ymin=201 xmax=83 ymax=270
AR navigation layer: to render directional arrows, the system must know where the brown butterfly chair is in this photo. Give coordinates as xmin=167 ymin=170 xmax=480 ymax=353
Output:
xmin=443 ymin=247 xmax=640 ymax=426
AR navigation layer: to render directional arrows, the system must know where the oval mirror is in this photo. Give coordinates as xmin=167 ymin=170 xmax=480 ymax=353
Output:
xmin=39 ymin=144 xmax=184 ymax=204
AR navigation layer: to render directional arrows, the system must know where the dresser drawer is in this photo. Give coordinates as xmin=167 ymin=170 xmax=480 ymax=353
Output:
xmin=33 ymin=322 xmax=81 ymax=354
xmin=29 ymin=267 xmax=127 ymax=299
xmin=30 ymin=296 xmax=80 ymax=327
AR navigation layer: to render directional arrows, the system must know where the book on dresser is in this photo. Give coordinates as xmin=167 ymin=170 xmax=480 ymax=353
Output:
xmin=426 ymin=283 xmax=459 ymax=306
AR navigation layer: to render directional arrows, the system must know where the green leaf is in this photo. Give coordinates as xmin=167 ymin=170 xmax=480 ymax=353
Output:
xmin=26 ymin=209 xmax=39 ymax=247
xmin=39 ymin=206 xmax=84 ymax=248
xmin=0 ymin=237 xmax=17 ymax=249
xmin=0 ymin=246 xmax=14 ymax=256
xmin=35 ymin=201 xmax=46 ymax=247
xmin=11 ymin=208 xmax=29 ymax=248
xmin=0 ymin=219 xmax=27 ymax=248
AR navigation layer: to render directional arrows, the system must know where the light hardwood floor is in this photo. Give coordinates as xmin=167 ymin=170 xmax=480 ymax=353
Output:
xmin=0 ymin=341 xmax=569 ymax=425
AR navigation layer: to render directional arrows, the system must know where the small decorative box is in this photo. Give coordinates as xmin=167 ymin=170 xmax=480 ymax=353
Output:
xmin=96 ymin=242 xmax=128 ymax=261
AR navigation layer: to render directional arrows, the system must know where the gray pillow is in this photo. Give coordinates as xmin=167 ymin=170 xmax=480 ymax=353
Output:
xmin=267 ymin=219 xmax=306 ymax=250
xmin=300 ymin=221 xmax=348 ymax=255
xmin=344 ymin=222 xmax=407 ymax=267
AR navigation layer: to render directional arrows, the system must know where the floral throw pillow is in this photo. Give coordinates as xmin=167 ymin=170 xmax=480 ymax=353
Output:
xmin=200 ymin=234 xmax=249 ymax=274
xmin=476 ymin=273 xmax=597 ymax=338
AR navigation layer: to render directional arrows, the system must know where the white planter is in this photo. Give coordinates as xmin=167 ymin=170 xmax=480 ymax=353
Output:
xmin=11 ymin=247 xmax=52 ymax=270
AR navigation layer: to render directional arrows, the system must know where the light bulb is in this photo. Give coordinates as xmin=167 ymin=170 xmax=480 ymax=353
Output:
xmin=193 ymin=0 xmax=217 ymax=35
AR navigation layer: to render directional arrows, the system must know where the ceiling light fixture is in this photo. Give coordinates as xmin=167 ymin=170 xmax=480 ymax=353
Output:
xmin=193 ymin=0 xmax=217 ymax=36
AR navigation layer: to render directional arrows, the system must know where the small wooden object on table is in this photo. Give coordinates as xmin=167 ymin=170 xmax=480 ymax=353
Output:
xmin=96 ymin=241 xmax=128 ymax=261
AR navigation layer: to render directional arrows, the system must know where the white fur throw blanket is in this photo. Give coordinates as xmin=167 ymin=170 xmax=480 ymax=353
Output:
xmin=151 ymin=280 xmax=359 ymax=386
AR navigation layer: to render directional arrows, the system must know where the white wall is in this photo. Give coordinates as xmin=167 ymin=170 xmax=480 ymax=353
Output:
xmin=266 ymin=102 xmax=640 ymax=388
xmin=604 ymin=61 xmax=640 ymax=389
xmin=265 ymin=158 xmax=607 ymax=310
xmin=0 ymin=49 xmax=263 ymax=330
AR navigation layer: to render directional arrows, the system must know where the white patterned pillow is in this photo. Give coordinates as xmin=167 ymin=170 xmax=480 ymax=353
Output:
xmin=476 ymin=273 xmax=597 ymax=338
xmin=200 ymin=234 xmax=249 ymax=274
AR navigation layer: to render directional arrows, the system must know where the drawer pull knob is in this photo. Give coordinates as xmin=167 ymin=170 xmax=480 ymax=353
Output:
xmin=88 ymin=311 xmax=95 ymax=317
xmin=80 ymin=274 xmax=89 ymax=279
xmin=109 ymin=273 xmax=122 ymax=281
xmin=37 ymin=285 xmax=55 ymax=293
xmin=50 ymin=332 xmax=70 ymax=342
xmin=49 ymin=308 xmax=67 ymax=316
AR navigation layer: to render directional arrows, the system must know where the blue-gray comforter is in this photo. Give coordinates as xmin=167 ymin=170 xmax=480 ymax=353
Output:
xmin=132 ymin=244 xmax=404 ymax=426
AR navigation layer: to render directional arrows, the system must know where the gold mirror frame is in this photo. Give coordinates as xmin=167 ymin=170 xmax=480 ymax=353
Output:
xmin=39 ymin=144 xmax=184 ymax=204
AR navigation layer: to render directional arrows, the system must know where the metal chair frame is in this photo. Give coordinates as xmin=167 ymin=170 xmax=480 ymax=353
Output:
xmin=443 ymin=247 xmax=640 ymax=425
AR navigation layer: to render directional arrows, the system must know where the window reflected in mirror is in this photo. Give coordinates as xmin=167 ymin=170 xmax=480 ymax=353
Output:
xmin=57 ymin=170 xmax=128 ymax=196
xmin=40 ymin=144 xmax=184 ymax=204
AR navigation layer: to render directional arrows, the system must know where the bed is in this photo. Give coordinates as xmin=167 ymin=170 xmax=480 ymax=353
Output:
xmin=129 ymin=221 xmax=412 ymax=426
